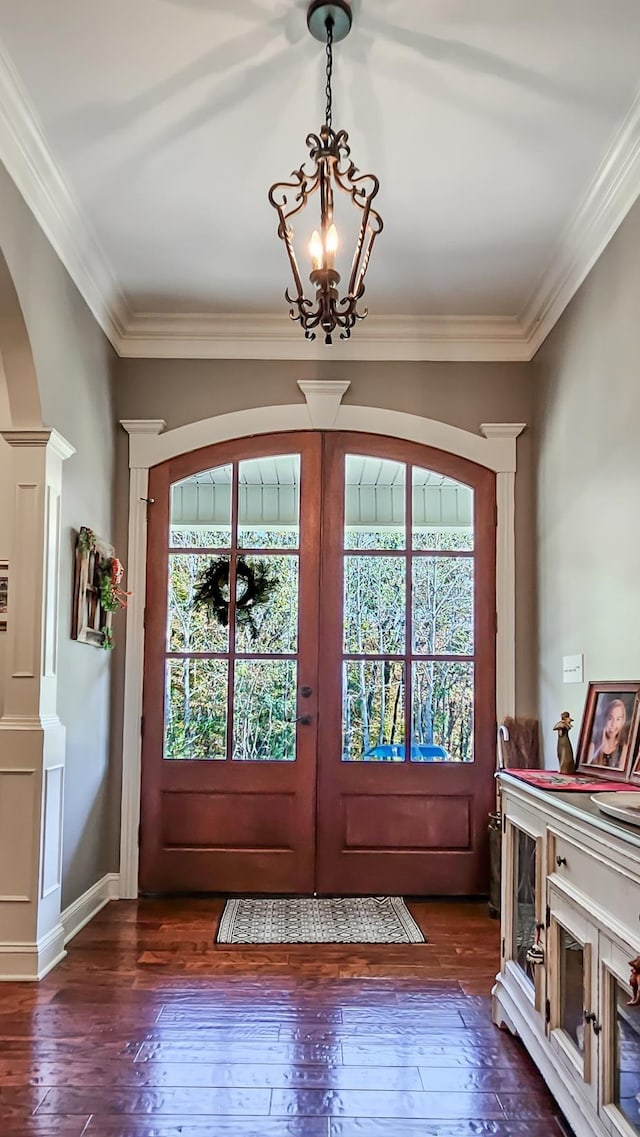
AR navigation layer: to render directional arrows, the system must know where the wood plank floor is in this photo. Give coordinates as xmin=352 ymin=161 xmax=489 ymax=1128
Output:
xmin=0 ymin=898 xmax=565 ymax=1136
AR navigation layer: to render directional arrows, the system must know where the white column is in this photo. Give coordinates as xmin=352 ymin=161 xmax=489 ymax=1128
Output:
xmin=118 ymin=420 xmax=166 ymax=898
xmin=0 ymin=428 xmax=75 ymax=980
xmin=480 ymin=423 xmax=526 ymax=724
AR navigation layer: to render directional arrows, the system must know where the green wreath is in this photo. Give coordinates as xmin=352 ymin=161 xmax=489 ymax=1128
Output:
xmin=192 ymin=556 xmax=276 ymax=640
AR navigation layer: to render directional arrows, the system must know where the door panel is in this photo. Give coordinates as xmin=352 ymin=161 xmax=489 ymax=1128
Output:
xmin=139 ymin=433 xmax=321 ymax=894
xmin=315 ymin=433 xmax=496 ymax=895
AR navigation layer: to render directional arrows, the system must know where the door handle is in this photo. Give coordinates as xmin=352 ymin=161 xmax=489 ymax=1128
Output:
xmin=288 ymin=714 xmax=312 ymax=725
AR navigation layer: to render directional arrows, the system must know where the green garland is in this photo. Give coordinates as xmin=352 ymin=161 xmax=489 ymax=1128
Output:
xmin=99 ymin=562 xmax=120 ymax=613
xmin=193 ymin=556 xmax=277 ymax=640
xmin=78 ymin=526 xmax=96 ymax=555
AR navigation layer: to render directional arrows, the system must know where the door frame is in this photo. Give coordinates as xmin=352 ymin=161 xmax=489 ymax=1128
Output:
xmin=118 ymin=384 xmax=525 ymax=897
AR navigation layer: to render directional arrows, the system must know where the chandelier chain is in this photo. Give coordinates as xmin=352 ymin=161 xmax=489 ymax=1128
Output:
xmin=268 ymin=2 xmax=383 ymax=344
xmin=325 ymin=17 xmax=334 ymax=128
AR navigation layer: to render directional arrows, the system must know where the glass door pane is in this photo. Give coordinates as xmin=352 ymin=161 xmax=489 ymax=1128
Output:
xmin=558 ymin=923 xmax=587 ymax=1054
xmin=238 ymin=455 xmax=300 ymax=548
xmin=411 ymin=661 xmax=474 ymax=762
xmin=345 ymin=455 xmax=405 ymax=549
xmin=412 ymin=468 xmax=473 ymax=550
xmin=512 ymin=827 xmax=537 ymax=983
xmin=233 ymin=660 xmax=297 ymax=762
xmin=342 ymin=661 xmax=405 ymax=761
xmin=170 ymin=464 xmax=232 ymax=548
xmin=612 ymin=974 xmax=640 ymax=1133
xmin=164 ymin=659 xmax=227 ymax=761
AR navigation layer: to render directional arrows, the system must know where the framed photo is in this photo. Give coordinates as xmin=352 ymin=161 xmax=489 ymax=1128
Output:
xmin=0 ymin=559 xmax=7 ymax=632
xmin=627 ymin=702 xmax=640 ymax=786
xmin=576 ymin=681 xmax=640 ymax=780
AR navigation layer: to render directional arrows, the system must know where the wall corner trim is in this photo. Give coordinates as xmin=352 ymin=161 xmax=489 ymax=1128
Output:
xmin=60 ymin=873 xmax=120 ymax=947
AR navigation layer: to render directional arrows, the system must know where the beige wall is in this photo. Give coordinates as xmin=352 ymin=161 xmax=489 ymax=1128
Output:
xmin=114 ymin=358 xmax=537 ymax=717
xmin=534 ymin=197 xmax=640 ymax=765
xmin=0 ymin=163 xmax=119 ymax=907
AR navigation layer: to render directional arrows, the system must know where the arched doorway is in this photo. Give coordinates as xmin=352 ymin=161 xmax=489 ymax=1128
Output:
xmin=139 ymin=431 xmax=496 ymax=895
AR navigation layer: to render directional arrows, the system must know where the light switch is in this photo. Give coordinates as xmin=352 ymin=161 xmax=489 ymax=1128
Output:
xmin=563 ymin=654 xmax=584 ymax=684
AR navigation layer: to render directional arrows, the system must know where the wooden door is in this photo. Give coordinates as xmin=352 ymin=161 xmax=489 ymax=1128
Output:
xmin=315 ymin=434 xmax=496 ymax=895
xmin=139 ymin=433 xmax=322 ymax=894
xmin=139 ymin=430 xmax=496 ymax=896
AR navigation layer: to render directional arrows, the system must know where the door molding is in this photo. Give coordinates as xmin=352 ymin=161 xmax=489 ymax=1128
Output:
xmin=118 ymin=390 xmax=525 ymax=897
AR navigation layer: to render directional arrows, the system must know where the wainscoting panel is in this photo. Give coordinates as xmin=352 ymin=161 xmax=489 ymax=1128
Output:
xmin=0 ymin=769 xmax=37 ymax=900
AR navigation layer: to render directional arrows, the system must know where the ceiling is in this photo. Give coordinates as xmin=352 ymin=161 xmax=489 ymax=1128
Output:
xmin=0 ymin=0 xmax=640 ymax=359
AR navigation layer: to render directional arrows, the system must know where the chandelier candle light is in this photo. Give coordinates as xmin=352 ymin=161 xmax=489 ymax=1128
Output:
xmin=268 ymin=0 xmax=383 ymax=345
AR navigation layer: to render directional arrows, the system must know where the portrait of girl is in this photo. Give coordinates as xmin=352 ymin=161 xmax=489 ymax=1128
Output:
xmin=584 ymin=691 xmax=637 ymax=772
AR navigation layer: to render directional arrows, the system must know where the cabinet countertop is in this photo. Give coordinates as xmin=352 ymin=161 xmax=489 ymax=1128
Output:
xmin=498 ymin=771 xmax=640 ymax=851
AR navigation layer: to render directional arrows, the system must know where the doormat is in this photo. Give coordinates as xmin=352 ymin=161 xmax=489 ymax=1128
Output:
xmin=215 ymin=896 xmax=425 ymax=944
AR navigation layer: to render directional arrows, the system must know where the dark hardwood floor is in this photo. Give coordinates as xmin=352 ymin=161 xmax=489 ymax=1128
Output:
xmin=0 ymin=898 xmax=563 ymax=1136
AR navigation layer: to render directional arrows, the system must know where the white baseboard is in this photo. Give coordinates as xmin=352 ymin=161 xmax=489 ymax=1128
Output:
xmin=61 ymin=872 xmax=120 ymax=946
xmin=0 ymin=874 xmax=119 ymax=982
xmin=0 ymin=923 xmax=66 ymax=981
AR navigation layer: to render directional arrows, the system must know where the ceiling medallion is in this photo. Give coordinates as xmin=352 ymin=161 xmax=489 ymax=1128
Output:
xmin=268 ymin=0 xmax=383 ymax=345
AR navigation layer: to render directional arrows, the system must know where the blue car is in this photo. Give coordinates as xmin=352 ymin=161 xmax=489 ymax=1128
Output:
xmin=363 ymin=743 xmax=449 ymax=762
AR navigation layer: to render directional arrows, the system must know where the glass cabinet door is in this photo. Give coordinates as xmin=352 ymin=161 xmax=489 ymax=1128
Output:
xmin=548 ymin=886 xmax=597 ymax=1109
xmin=600 ymin=937 xmax=640 ymax=1135
xmin=505 ymin=820 xmax=543 ymax=1007
xmin=512 ymin=826 xmax=538 ymax=984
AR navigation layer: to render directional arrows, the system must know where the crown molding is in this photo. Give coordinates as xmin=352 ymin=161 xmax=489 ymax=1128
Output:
xmin=0 ymin=39 xmax=129 ymax=347
xmin=520 ymin=89 xmax=640 ymax=357
xmin=1 ymin=33 xmax=640 ymax=363
xmin=114 ymin=311 xmax=530 ymax=362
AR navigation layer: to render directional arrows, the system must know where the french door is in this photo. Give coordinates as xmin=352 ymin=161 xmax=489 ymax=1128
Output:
xmin=139 ymin=431 xmax=496 ymax=895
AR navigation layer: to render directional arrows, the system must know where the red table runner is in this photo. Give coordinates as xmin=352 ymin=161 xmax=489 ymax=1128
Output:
xmin=502 ymin=768 xmax=640 ymax=793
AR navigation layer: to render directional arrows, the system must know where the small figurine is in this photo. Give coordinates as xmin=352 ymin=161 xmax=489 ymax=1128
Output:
xmin=553 ymin=712 xmax=575 ymax=775
xmin=629 ymin=956 xmax=640 ymax=1006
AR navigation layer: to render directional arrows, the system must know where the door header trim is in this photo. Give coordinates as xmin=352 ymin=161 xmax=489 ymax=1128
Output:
xmin=121 ymin=405 xmax=525 ymax=474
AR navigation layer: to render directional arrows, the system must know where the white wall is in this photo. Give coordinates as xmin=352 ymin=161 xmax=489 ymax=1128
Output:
xmin=0 ymin=163 xmax=119 ymax=906
xmin=534 ymin=196 xmax=640 ymax=764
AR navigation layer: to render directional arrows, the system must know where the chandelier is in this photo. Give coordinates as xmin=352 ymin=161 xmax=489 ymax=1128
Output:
xmin=268 ymin=0 xmax=383 ymax=345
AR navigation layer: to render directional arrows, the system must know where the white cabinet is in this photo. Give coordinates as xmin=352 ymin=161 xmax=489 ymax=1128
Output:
xmin=494 ymin=774 xmax=640 ymax=1137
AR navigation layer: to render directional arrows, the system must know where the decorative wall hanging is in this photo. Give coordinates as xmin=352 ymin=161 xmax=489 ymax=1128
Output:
xmin=268 ymin=0 xmax=383 ymax=345
xmin=71 ymin=526 xmax=129 ymax=650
